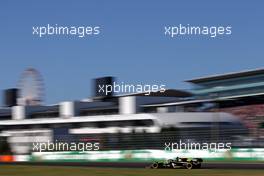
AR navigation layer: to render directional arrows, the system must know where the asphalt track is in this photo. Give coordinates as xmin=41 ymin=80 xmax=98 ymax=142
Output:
xmin=0 ymin=162 xmax=264 ymax=169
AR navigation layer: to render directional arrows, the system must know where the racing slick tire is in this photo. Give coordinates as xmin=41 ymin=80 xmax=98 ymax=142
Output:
xmin=151 ymin=162 xmax=159 ymax=169
xmin=185 ymin=162 xmax=193 ymax=169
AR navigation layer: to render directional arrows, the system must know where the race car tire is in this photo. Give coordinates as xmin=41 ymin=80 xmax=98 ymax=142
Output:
xmin=151 ymin=162 xmax=159 ymax=169
xmin=185 ymin=162 xmax=193 ymax=169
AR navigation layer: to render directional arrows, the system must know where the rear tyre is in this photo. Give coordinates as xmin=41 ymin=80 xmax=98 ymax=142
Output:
xmin=185 ymin=162 xmax=193 ymax=169
xmin=151 ymin=162 xmax=159 ymax=169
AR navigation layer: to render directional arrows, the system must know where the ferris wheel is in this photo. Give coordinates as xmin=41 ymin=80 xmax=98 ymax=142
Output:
xmin=17 ymin=68 xmax=45 ymax=106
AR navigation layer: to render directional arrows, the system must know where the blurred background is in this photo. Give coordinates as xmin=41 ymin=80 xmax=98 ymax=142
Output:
xmin=0 ymin=70 xmax=264 ymax=162
xmin=0 ymin=0 xmax=264 ymax=166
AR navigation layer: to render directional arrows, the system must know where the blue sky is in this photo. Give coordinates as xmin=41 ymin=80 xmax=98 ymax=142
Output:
xmin=0 ymin=0 xmax=263 ymax=104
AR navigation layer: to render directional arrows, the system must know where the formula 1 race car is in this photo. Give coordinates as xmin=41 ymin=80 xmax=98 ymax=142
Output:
xmin=150 ymin=157 xmax=203 ymax=169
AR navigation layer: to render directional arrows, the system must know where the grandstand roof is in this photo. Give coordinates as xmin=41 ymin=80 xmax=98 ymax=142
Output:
xmin=186 ymin=68 xmax=264 ymax=84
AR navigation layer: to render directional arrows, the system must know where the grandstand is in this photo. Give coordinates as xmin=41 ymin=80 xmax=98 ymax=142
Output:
xmin=0 ymin=71 xmax=263 ymax=162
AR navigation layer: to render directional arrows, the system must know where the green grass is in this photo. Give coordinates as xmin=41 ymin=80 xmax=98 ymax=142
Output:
xmin=0 ymin=165 xmax=264 ymax=176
